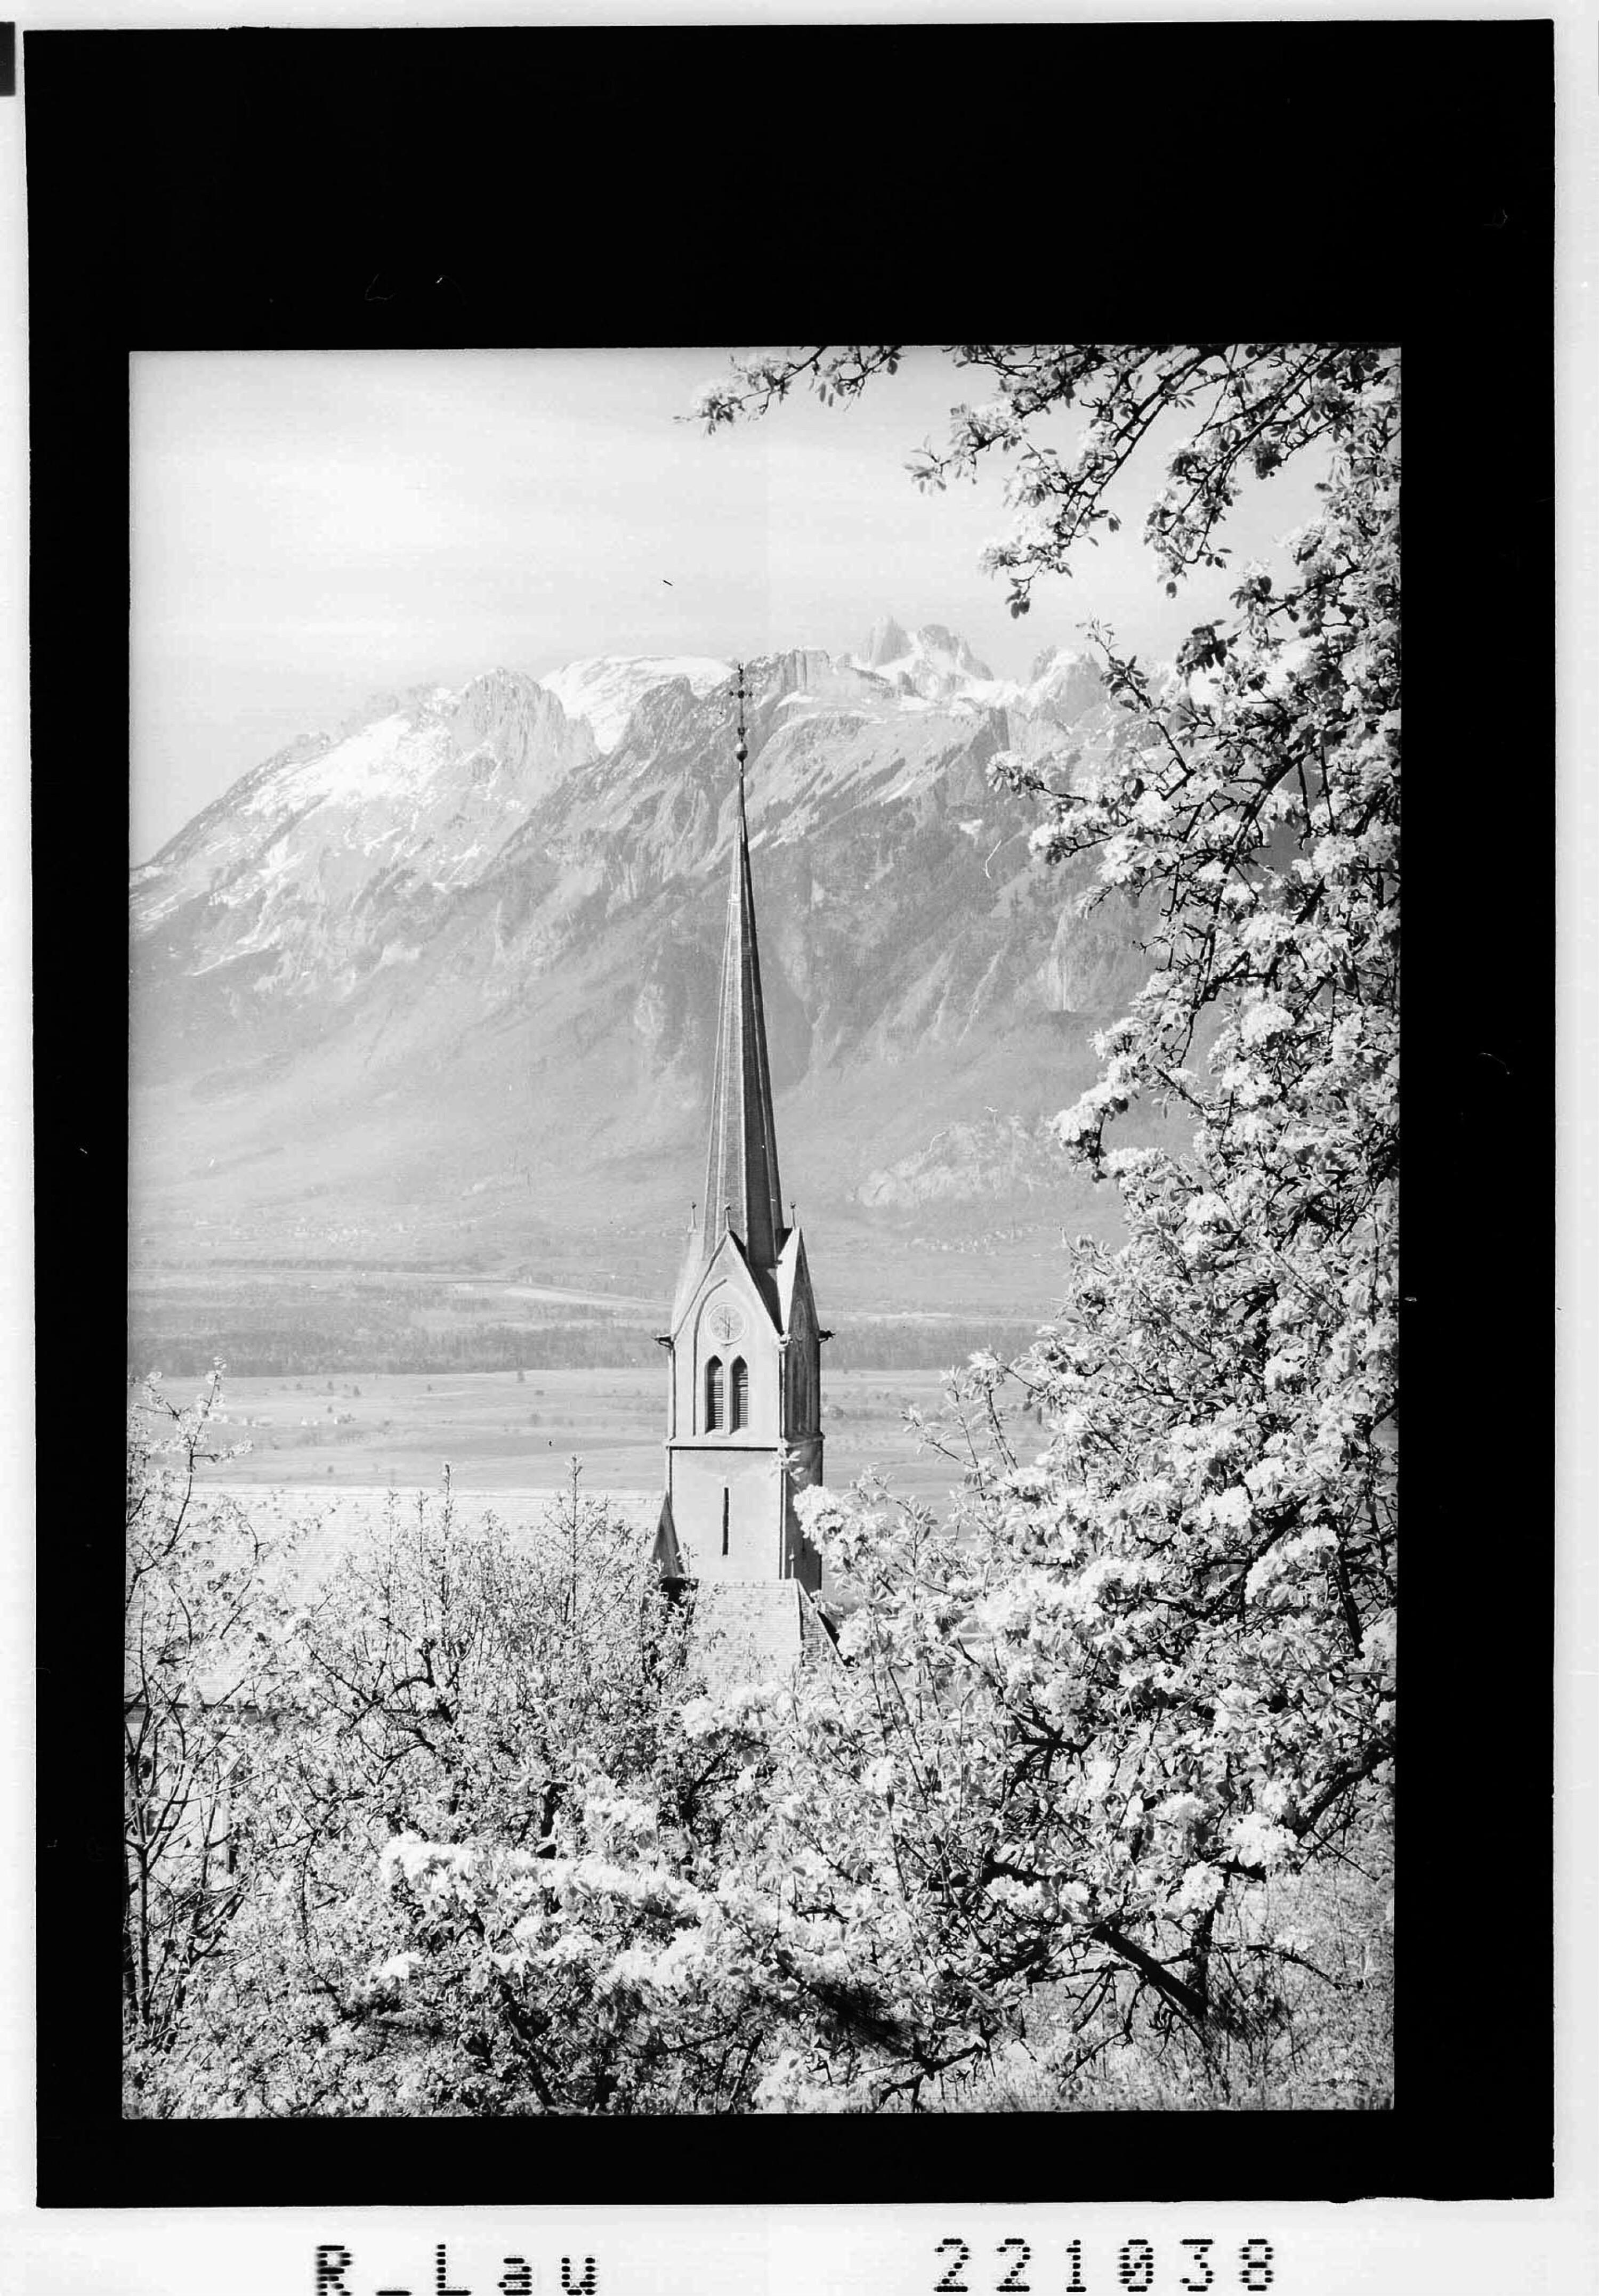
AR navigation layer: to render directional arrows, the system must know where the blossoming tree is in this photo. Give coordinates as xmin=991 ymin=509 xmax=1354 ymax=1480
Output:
xmin=125 ymin=1448 xmax=709 ymax=2115
xmin=667 ymin=345 xmax=1400 ymax=2103
xmin=124 ymin=1370 xmax=297 ymax=2083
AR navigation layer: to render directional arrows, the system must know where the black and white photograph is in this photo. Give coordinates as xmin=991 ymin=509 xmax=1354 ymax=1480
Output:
xmin=123 ymin=339 xmax=1401 ymax=2122
xmin=14 ymin=9 xmax=1575 ymax=2287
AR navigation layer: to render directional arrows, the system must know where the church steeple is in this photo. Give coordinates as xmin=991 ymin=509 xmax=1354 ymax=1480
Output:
xmin=657 ymin=658 xmax=828 ymax=1619
xmin=702 ymin=664 xmax=785 ymax=1273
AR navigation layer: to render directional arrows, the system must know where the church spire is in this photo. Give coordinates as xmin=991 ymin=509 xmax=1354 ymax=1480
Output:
xmin=702 ymin=663 xmax=785 ymax=1273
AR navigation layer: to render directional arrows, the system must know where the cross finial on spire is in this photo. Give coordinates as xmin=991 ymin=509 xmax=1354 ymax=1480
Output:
xmin=732 ymin=662 xmax=749 ymax=780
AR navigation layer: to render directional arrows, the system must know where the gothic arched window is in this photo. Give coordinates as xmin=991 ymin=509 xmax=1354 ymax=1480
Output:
xmin=704 ymin=1355 xmax=724 ymax=1431
xmin=729 ymin=1356 xmax=748 ymax=1430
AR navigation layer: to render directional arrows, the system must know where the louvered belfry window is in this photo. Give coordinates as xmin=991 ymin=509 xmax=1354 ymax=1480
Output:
xmin=729 ymin=1357 xmax=748 ymax=1430
xmin=705 ymin=1356 xmax=724 ymax=1431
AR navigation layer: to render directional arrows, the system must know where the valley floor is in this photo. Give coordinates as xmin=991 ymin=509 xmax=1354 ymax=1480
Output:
xmin=164 ymin=1364 xmax=965 ymax=1505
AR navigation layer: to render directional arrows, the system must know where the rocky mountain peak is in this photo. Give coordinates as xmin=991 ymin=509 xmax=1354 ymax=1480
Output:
xmin=1022 ymin=646 xmax=1105 ymax=723
xmin=447 ymin=667 xmax=595 ymax=777
xmin=849 ymin=618 xmax=996 ymax=696
xmin=859 ymin=615 xmax=912 ymax=670
xmin=915 ymin=622 xmax=992 ymax=682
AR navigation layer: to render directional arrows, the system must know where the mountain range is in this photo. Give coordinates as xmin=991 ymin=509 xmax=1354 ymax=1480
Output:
xmin=130 ymin=620 xmax=1158 ymax=1362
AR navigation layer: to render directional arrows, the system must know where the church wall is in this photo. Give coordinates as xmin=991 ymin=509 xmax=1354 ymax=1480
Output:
xmin=668 ymin=1445 xmax=784 ymax=1583
xmin=669 ymin=1329 xmax=778 ymax=1445
xmin=669 ymin=1267 xmax=781 ymax=1445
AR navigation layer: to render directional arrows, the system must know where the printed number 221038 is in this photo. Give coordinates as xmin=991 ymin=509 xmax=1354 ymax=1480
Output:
xmin=933 ymin=2236 xmax=1277 ymax=2292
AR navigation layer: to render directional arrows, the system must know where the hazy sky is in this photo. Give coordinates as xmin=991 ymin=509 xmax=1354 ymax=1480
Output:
xmin=132 ymin=347 xmax=1329 ymax=861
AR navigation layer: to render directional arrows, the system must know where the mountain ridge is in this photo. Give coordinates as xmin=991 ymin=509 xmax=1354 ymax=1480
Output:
xmin=131 ymin=621 xmax=1157 ymax=1333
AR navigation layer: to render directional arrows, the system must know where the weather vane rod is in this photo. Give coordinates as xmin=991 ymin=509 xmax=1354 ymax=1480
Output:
xmin=733 ymin=662 xmax=749 ymax=784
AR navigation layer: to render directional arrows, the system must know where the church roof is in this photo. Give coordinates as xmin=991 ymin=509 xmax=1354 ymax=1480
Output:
xmin=701 ymin=700 xmax=785 ymax=1277
xmin=672 ymin=1213 xmax=781 ymax=1340
xmin=650 ymin=1489 xmax=688 ymax=1582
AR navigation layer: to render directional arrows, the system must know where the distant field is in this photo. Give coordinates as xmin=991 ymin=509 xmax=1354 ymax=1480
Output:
xmin=161 ymin=1365 xmax=978 ymax=1508
xmin=126 ymin=1229 xmax=1061 ymax=1381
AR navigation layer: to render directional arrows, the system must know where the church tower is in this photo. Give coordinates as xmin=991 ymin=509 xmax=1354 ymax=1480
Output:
xmin=653 ymin=667 xmax=826 ymax=1612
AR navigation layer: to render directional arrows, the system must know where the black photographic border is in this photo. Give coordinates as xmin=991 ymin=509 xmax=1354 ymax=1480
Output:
xmin=29 ymin=17 xmax=1554 ymax=2208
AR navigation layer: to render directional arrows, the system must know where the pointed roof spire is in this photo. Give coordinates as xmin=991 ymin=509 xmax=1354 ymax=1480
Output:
xmin=703 ymin=663 xmax=785 ymax=1274
xmin=650 ymin=1489 xmax=688 ymax=1584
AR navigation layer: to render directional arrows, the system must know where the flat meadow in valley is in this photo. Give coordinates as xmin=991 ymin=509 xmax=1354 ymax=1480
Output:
xmin=168 ymin=1365 xmax=967 ymax=1508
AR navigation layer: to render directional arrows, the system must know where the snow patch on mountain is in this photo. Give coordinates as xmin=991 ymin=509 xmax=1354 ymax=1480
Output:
xmin=539 ymin=655 xmax=731 ymax=752
xmin=242 ymin=712 xmax=426 ymax=817
xmin=131 ymin=671 xmax=594 ymax=957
